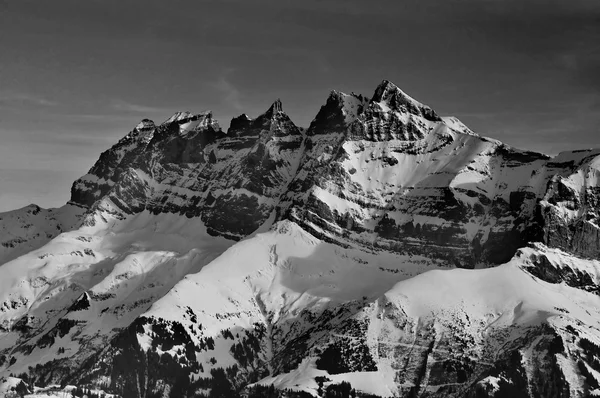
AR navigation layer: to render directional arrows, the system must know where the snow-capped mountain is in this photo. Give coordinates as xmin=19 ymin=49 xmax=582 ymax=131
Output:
xmin=1 ymin=80 xmax=600 ymax=398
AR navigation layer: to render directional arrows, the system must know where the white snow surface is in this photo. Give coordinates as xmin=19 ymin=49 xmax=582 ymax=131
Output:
xmin=140 ymin=221 xmax=600 ymax=396
xmin=1 ymin=81 xmax=600 ymax=397
xmin=0 ymin=208 xmax=234 ymax=377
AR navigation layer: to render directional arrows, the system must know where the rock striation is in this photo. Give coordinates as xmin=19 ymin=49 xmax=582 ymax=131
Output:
xmin=1 ymin=80 xmax=600 ymax=398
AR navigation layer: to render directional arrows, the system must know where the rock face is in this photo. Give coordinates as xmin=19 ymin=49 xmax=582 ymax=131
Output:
xmin=0 ymin=203 xmax=85 ymax=265
xmin=1 ymin=80 xmax=600 ymax=398
xmin=71 ymin=102 xmax=303 ymax=239
xmin=540 ymin=151 xmax=600 ymax=259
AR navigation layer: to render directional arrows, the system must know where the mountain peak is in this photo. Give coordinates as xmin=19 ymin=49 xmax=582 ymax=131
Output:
xmin=162 ymin=111 xmax=193 ymax=125
xmin=157 ymin=111 xmax=220 ymax=135
xmin=161 ymin=111 xmax=215 ymax=126
xmin=134 ymin=118 xmax=155 ymax=131
xmin=227 ymin=113 xmax=253 ymax=136
xmin=306 ymin=90 xmax=368 ymax=136
xmin=6 ymin=80 xmax=600 ymax=398
xmin=265 ymin=99 xmax=283 ymax=117
xmin=374 ymin=78 xmax=396 ymax=91
xmin=226 ymin=101 xmax=300 ymax=137
xmin=371 ymin=79 xmax=408 ymax=102
xmin=371 ymin=79 xmax=441 ymax=122
xmin=327 ymin=89 xmax=345 ymax=101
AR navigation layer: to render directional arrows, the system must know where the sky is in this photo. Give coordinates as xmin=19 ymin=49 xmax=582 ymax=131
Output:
xmin=0 ymin=0 xmax=599 ymax=211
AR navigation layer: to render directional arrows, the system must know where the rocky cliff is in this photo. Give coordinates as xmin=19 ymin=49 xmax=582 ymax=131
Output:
xmin=0 ymin=80 xmax=599 ymax=398
xmin=71 ymin=80 xmax=600 ymax=266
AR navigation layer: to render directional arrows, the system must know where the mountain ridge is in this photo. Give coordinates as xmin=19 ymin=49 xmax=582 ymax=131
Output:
xmin=1 ymin=80 xmax=600 ymax=398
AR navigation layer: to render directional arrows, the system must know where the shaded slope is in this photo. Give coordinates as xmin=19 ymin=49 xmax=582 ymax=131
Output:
xmin=0 ymin=80 xmax=599 ymax=397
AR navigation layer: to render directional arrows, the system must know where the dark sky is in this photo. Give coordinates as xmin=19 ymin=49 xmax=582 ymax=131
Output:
xmin=1 ymin=0 xmax=599 ymax=211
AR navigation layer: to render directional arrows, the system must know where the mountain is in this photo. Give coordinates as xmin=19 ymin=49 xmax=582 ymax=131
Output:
xmin=1 ymin=80 xmax=599 ymax=398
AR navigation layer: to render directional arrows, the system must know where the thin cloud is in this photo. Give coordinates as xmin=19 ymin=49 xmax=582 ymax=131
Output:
xmin=213 ymin=70 xmax=244 ymax=111
xmin=61 ymin=113 xmax=140 ymax=121
xmin=0 ymin=92 xmax=57 ymax=107
xmin=111 ymin=99 xmax=171 ymax=114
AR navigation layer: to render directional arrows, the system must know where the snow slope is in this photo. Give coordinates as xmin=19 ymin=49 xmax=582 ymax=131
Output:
xmin=69 ymin=220 xmax=600 ymax=397
xmin=1 ymin=79 xmax=599 ymax=398
xmin=0 ymin=209 xmax=234 ymax=382
xmin=0 ymin=204 xmax=84 ymax=265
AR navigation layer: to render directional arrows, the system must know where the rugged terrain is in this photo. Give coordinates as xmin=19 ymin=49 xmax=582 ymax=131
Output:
xmin=1 ymin=80 xmax=600 ymax=398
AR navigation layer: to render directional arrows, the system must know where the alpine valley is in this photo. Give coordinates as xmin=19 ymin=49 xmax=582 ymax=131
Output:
xmin=1 ymin=80 xmax=600 ymax=398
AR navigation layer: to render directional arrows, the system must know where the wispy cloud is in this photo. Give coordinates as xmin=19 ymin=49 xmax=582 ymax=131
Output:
xmin=0 ymin=92 xmax=58 ymax=107
xmin=61 ymin=113 xmax=141 ymax=121
xmin=212 ymin=69 xmax=244 ymax=111
xmin=110 ymin=99 xmax=171 ymax=114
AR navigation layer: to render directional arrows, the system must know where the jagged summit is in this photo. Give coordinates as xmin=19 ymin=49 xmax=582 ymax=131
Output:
xmin=227 ymin=113 xmax=253 ymax=136
xmin=161 ymin=110 xmax=215 ymax=125
xmin=134 ymin=118 xmax=155 ymax=131
xmin=371 ymin=79 xmax=441 ymax=122
xmin=4 ymin=80 xmax=600 ymax=398
xmin=157 ymin=111 xmax=221 ymax=137
xmin=371 ymin=79 xmax=417 ymax=105
xmin=162 ymin=111 xmax=194 ymax=125
xmin=306 ymin=90 xmax=368 ymax=136
xmin=136 ymin=81 xmax=447 ymax=141
xmin=227 ymin=99 xmax=301 ymax=138
xmin=258 ymin=99 xmax=285 ymax=122
xmin=265 ymin=98 xmax=283 ymax=116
